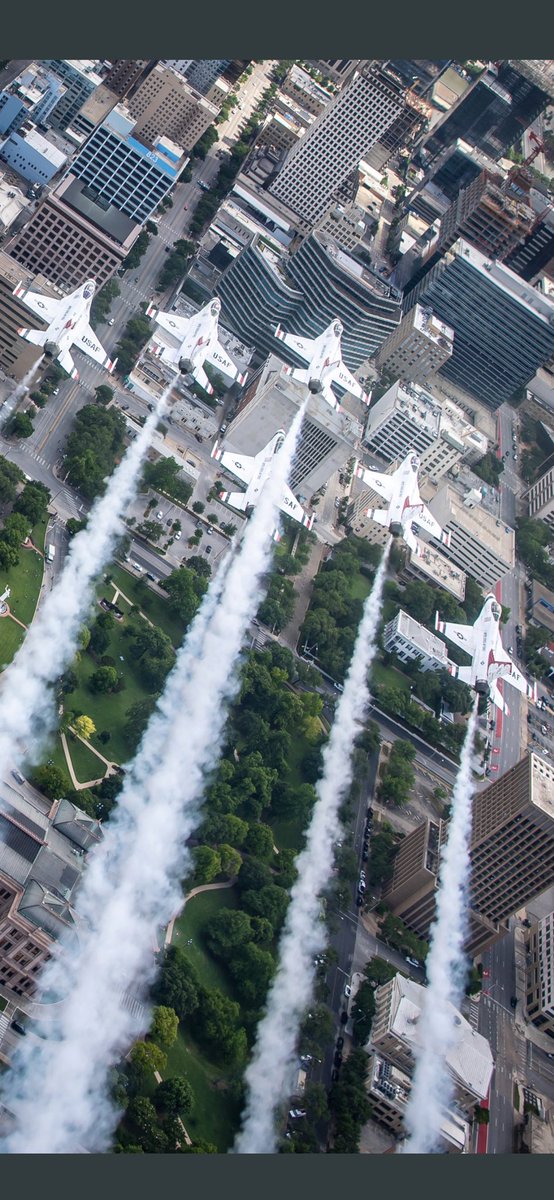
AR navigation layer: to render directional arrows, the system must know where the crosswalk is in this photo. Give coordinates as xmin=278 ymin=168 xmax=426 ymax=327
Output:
xmin=120 ymin=990 xmax=147 ymax=1023
xmin=23 ymin=448 xmax=49 ymax=469
xmin=468 ymin=998 xmax=480 ymax=1029
xmin=0 ymin=1011 xmax=10 ymax=1043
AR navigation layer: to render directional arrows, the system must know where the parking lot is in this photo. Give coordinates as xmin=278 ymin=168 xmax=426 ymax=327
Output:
xmin=126 ymin=488 xmax=232 ymax=572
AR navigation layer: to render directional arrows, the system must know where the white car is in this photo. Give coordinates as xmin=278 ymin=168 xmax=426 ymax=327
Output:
xmin=406 ymin=956 xmax=421 ymax=969
xmin=344 ymin=984 xmax=352 ymax=998
xmin=174 ymin=530 xmax=182 ymax=540
xmin=156 ymin=511 xmax=164 ymax=520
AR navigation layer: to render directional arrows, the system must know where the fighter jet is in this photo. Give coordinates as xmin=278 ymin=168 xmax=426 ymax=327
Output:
xmin=354 ymin=451 xmax=451 ymax=552
xmin=13 ymin=279 xmax=116 ymax=381
xmin=146 ymin=297 xmax=247 ymax=395
xmin=435 ymin=593 xmax=537 ymax=714
xmin=275 ymin=318 xmax=369 ymax=412
xmin=211 ymin=430 xmax=314 ymax=534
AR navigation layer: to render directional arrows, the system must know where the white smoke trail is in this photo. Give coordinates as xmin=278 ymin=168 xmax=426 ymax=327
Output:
xmin=0 ymin=388 xmax=170 ymax=778
xmin=234 ymin=539 xmax=392 ymax=1154
xmin=401 ymin=701 xmax=478 ymax=1153
xmin=0 ymin=357 xmax=44 ymax=429
xmin=1 ymin=403 xmax=307 ymax=1154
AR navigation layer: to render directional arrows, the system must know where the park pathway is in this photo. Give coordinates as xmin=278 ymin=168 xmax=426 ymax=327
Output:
xmin=164 ymin=879 xmax=237 ymax=947
xmin=60 ymin=726 xmax=118 ymax=790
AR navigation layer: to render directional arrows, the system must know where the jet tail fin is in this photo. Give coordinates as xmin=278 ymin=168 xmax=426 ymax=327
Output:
xmin=58 ymin=347 xmax=79 ymax=380
xmin=192 ymin=365 xmax=214 ymax=396
xmin=220 ymin=490 xmax=249 ymax=511
xmin=491 ymin=683 xmax=510 ymax=715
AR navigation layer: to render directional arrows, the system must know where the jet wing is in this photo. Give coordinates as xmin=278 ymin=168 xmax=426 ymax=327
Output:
xmin=73 ymin=322 xmax=116 ymax=372
xmin=501 ymin=660 xmax=538 ymax=702
xmin=411 ymin=503 xmax=450 ymax=546
xmin=191 ymin=364 xmax=214 ymax=395
xmin=211 ymin=443 xmax=255 ymax=485
xmin=355 ymin=463 xmax=395 ymax=502
xmin=147 ymin=306 xmax=192 ymax=341
xmin=205 ymin=341 xmax=247 ymax=385
xmin=57 ymin=347 xmax=79 ymax=381
xmin=278 ymin=484 xmax=314 ymax=529
xmin=275 ymin=325 xmax=316 ymax=362
xmin=332 ymin=363 xmax=369 ymax=404
xmin=321 ymin=384 xmax=342 ymax=413
xmin=434 ymin=613 xmax=476 ymax=655
xmin=13 ymin=283 xmax=60 ymax=324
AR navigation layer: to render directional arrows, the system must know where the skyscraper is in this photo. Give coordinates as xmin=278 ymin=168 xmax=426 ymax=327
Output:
xmin=385 ymin=753 xmax=554 ymax=956
xmin=126 ymin=62 xmax=218 ymax=149
xmin=404 ymin=238 xmax=554 ymax=409
xmin=102 ymin=60 xmax=155 ymax=99
xmin=268 ymin=63 xmax=408 ymax=226
xmin=435 ymin=170 xmax=534 ymax=261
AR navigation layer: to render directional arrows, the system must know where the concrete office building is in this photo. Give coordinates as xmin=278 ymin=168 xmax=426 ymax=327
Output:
xmin=314 ymin=203 xmax=368 ymax=254
xmin=69 ymin=105 xmax=187 ymax=223
xmin=419 ymin=139 xmax=501 ymax=205
xmin=102 ymin=60 xmax=155 ymax=99
xmin=385 ymin=754 xmax=554 ymax=957
xmin=225 ymin=354 xmax=362 ymax=496
xmin=366 ymin=1051 xmax=470 ymax=1151
xmin=0 ymin=65 xmax=66 ymax=137
xmin=281 ymin=65 xmax=333 ymax=117
xmin=525 ymin=463 xmax=554 ymax=531
xmin=127 ymin=63 xmax=218 ymax=149
xmin=525 ymin=911 xmax=554 ymax=1040
xmin=43 ymin=60 xmax=104 ymax=131
xmin=0 ymin=251 xmax=51 ymax=379
xmin=427 ymin=480 xmax=515 ymax=589
xmin=436 ymin=170 xmax=535 ymax=261
xmin=530 ymin=580 xmax=554 ymax=635
xmin=370 ymin=974 xmax=494 ymax=1117
xmin=269 ymin=63 xmax=408 ymax=226
xmin=183 ymin=61 xmax=231 ymax=97
xmin=0 ymin=178 xmax=29 ymax=237
xmin=0 ymin=126 xmax=68 ymax=186
xmin=400 ymin=539 xmax=467 ymax=601
xmin=405 ymin=239 xmax=554 ymax=410
xmin=375 ymin=305 xmax=454 ymax=385
xmin=362 ymin=380 xmax=487 ymax=481
xmin=383 ymin=609 xmax=452 ymax=672
xmin=63 ymin=84 xmax=121 ymax=148
xmin=0 ymin=786 xmax=102 ymax=1012
xmin=8 ymin=173 xmax=141 ymax=292
xmin=422 ymin=60 xmax=554 ymax=163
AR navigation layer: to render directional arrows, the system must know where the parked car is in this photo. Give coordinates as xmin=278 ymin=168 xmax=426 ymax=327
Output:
xmin=331 ymin=1069 xmax=340 ymax=1082
xmin=11 ymin=1021 xmax=26 ymax=1036
xmin=207 ymin=525 xmax=215 ymax=534
xmin=356 ymin=895 xmax=364 ymax=906
xmin=340 ymin=1010 xmax=348 ymax=1025
xmin=344 ymin=984 xmax=352 ymax=998
xmin=406 ymin=956 xmax=421 ymax=969
xmin=108 ymin=318 xmax=115 ymax=326
xmin=156 ymin=511 xmax=164 ymax=519
xmin=336 ymin=1036 xmax=344 ymax=1051
xmin=333 ymin=1051 xmax=343 ymax=1067
xmin=175 ymin=530 xmax=182 ymax=540
xmin=166 ymin=518 xmax=172 ymax=526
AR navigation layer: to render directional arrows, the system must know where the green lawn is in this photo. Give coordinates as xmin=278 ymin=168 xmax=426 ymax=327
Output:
xmin=371 ymin=660 xmax=411 ymax=692
xmin=0 ymin=994 xmax=7 ymax=1012
xmin=164 ymin=1030 xmax=240 ymax=1152
xmin=2 ymin=545 xmax=43 ymax=626
xmin=171 ymin=887 xmax=238 ymax=997
xmin=62 ymin=611 xmax=154 ymax=765
xmin=107 ymin=564 xmax=187 ymax=648
xmin=270 ymin=730 xmax=312 ymax=853
xmin=349 ymin=573 xmax=372 ymax=601
xmin=64 ymin=732 xmax=108 ymax=783
xmin=31 ymin=515 xmax=48 ymax=554
xmin=0 ymin=617 xmax=25 ymax=669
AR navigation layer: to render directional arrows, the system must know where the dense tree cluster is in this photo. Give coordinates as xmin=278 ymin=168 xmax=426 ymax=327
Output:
xmin=328 ymin=1048 xmax=373 ymax=1153
xmin=114 ymin=312 xmax=152 ymax=377
xmin=142 ymin=457 xmax=193 ymax=507
xmin=516 ymin=518 xmax=554 ymax=590
xmin=379 ymin=739 xmax=416 ymax=806
xmin=90 ymin=279 xmax=120 ymax=328
xmin=366 ymin=826 xmax=401 ymax=888
xmin=63 ymin=405 xmax=127 ymax=499
xmin=372 ymin=683 xmax=467 ymax=759
xmin=156 ymin=240 xmax=195 ymax=292
xmin=300 ymin=537 xmax=383 ymax=679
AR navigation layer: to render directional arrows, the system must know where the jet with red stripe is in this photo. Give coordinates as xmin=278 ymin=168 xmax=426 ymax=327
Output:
xmin=354 ymin=451 xmax=450 ymax=552
xmin=146 ymin=297 xmax=247 ymax=396
xmin=435 ymin=593 xmax=537 ymax=713
xmin=275 ymin=318 xmax=369 ymax=412
xmin=13 ymin=278 xmax=116 ymax=381
xmin=211 ymin=430 xmax=314 ymax=540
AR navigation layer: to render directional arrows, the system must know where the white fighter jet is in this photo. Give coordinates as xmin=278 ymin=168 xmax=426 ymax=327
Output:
xmin=435 ymin=593 xmax=537 ymax=714
xmin=211 ymin=430 xmax=314 ymax=533
xmin=354 ymin=451 xmax=451 ymax=552
xmin=146 ymin=297 xmax=247 ymax=395
xmin=275 ymin=318 xmax=369 ymax=412
xmin=13 ymin=278 xmax=116 ymax=381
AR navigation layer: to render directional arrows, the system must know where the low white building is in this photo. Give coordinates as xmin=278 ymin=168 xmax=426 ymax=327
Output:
xmin=384 ymin=609 xmax=452 ymax=673
xmin=363 ymin=379 xmax=487 ymax=481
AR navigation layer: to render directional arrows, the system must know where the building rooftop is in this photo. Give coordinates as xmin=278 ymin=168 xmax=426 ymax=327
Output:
xmin=392 ymin=609 xmax=450 ymax=665
xmin=15 ymin=126 xmax=67 ymax=167
xmin=315 ymin=231 xmax=402 ymax=301
xmin=530 ymin=753 xmax=554 ymax=820
xmin=413 ymin=304 xmax=454 ymax=350
xmin=531 ymin=578 xmax=554 ymax=634
xmin=287 ymin=64 xmax=334 ymax=104
xmin=57 ymin=175 xmax=140 ymax=246
xmin=439 ymin=399 xmax=488 ymax=456
xmin=432 ymin=482 xmax=515 ymax=566
xmin=388 ymin=974 xmax=494 ymax=1100
xmin=73 ymin=83 xmax=119 ymax=127
xmin=408 ymin=538 xmax=466 ymax=600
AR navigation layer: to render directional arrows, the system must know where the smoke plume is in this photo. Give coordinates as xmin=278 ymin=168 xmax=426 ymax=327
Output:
xmin=0 ymin=386 xmax=171 ymax=779
xmin=234 ymin=540 xmax=392 ymax=1153
xmin=2 ymin=405 xmax=307 ymax=1153
xmin=401 ymin=701 xmax=478 ymax=1153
